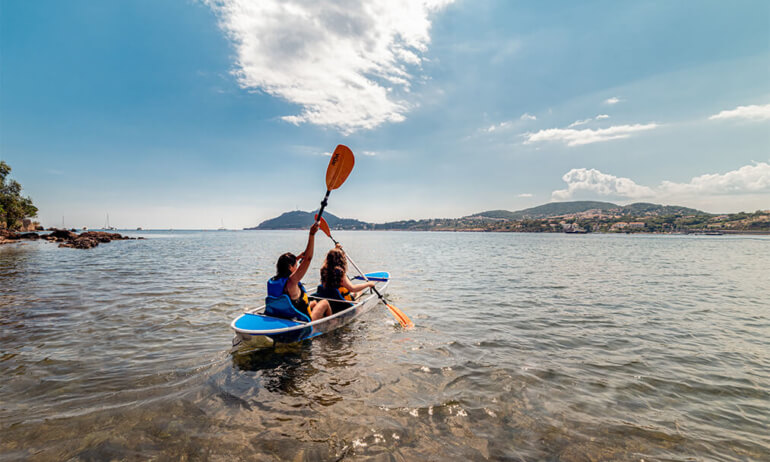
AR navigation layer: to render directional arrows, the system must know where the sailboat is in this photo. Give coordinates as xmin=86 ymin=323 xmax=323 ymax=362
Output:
xmin=218 ymin=218 xmax=227 ymax=231
xmin=104 ymin=213 xmax=117 ymax=231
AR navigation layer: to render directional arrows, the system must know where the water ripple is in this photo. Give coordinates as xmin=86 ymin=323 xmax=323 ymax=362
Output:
xmin=1 ymin=231 xmax=768 ymax=460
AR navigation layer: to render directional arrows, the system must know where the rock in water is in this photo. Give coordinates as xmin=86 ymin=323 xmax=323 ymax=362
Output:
xmin=2 ymin=228 xmax=137 ymax=249
xmin=46 ymin=229 xmax=78 ymax=241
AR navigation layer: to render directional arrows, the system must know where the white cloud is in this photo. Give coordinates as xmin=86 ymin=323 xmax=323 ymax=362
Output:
xmin=568 ymin=118 xmax=592 ymax=128
xmin=524 ymin=123 xmax=658 ymax=147
xmin=517 ymin=193 xmax=533 ymax=198
xmin=208 ymin=0 xmax=453 ymax=134
xmin=362 ymin=150 xmax=378 ymax=156
xmin=486 ymin=121 xmax=512 ymax=133
xmin=568 ymin=114 xmax=611 ymax=128
xmin=485 ymin=114 xmax=533 ymax=134
xmin=708 ymin=103 xmax=770 ymax=122
xmin=660 ymin=162 xmax=770 ymax=195
xmin=551 ymin=162 xmax=770 ymax=202
xmin=604 ymin=97 xmax=621 ymax=105
xmin=552 ymin=168 xmax=654 ymax=201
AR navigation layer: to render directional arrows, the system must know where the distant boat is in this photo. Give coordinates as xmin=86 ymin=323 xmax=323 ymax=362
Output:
xmin=104 ymin=213 xmax=117 ymax=231
xmin=218 ymin=218 xmax=227 ymax=231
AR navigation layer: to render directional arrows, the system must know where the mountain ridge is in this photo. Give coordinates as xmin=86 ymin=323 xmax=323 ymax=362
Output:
xmin=469 ymin=201 xmax=703 ymax=220
xmin=245 ymin=201 xmax=710 ymax=230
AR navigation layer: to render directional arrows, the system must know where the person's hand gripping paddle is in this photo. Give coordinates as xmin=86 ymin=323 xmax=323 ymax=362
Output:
xmin=316 ymin=145 xmax=355 ymax=223
xmin=316 ymin=216 xmax=414 ymax=329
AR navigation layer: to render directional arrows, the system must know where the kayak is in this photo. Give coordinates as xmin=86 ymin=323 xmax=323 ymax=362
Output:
xmin=231 ymin=271 xmax=390 ymax=347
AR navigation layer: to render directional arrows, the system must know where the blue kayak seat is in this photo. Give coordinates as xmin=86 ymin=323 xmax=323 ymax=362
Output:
xmin=314 ymin=285 xmax=355 ymax=314
xmin=264 ymin=294 xmax=311 ymax=323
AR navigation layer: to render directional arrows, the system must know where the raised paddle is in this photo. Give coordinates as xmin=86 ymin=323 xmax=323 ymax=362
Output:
xmin=316 ymin=216 xmax=414 ymax=328
xmin=316 ymin=145 xmax=355 ymax=222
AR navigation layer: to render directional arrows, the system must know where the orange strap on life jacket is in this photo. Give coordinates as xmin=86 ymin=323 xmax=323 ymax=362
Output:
xmin=338 ymin=287 xmax=354 ymax=301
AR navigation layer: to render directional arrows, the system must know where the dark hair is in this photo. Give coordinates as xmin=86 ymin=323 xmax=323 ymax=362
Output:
xmin=321 ymin=248 xmax=347 ymax=288
xmin=275 ymin=252 xmax=296 ymax=279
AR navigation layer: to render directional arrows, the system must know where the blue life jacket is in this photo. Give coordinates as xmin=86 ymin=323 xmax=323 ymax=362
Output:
xmin=265 ymin=277 xmax=311 ymax=322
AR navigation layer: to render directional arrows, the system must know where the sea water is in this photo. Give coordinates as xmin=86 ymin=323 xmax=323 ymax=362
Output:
xmin=1 ymin=231 xmax=768 ymax=460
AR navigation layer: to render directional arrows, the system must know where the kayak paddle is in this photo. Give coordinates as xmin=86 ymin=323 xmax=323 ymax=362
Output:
xmin=316 ymin=145 xmax=355 ymax=222
xmin=316 ymin=216 xmax=414 ymax=329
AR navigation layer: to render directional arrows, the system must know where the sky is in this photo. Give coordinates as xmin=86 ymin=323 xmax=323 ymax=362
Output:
xmin=1 ymin=0 xmax=769 ymax=229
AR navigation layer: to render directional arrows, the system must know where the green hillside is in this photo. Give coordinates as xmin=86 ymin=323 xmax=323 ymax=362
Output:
xmin=471 ymin=201 xmax=619 ymax=220
xmin=470 ymin=201 xmax=706 ymax=220
xmin=620 ymin=202 xmax=704 ymax=216
xmin=245 ymin=210 xmax=371 ymax=230
xmin=513 ymin=201 xmax=620 ymax=218
xmin=468 ymin=209 xmax=521 ymax=220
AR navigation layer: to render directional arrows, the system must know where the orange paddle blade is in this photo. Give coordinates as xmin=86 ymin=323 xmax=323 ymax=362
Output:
xmin=325 ymin=145 xmax=355 ymax=190
xmin=315 ymin=215 xmax=332 ymax=238
xmin=386 ymin=303 xmax=414 ymax=329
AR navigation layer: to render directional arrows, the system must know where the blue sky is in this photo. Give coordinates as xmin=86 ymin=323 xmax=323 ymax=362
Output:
xmin=1 ymin=0 xmax=768 ymax=229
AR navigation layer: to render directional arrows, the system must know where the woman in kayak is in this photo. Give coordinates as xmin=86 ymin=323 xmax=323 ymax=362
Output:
xmin=318 ymin=245 xmax=376 ymax=312
xmin=267 ymin=222 xmax=332 ymax=321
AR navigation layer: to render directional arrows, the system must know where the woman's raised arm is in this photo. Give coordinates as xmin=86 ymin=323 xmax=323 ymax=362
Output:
xmin=288 ymin=222 xmax=319 ymax=285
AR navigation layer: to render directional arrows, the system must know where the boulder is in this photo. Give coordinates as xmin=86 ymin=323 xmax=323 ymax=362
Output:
xmin=46 ymin=229 xmax=78 ymax=241
xmin=0 ymin=229 xmax=19 ymax=240
xmin=18 ymin=233 xmax=40 ymax=240
xmin=71 ymin=235 xmax=100 ymax=249
xmin=20 ymin=219 xmax=39 ymax=232
xmin=80 ymin=231 xmax=127 ymax=242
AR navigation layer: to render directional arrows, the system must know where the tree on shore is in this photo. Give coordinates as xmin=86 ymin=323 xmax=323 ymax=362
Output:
xmin=0 ymin=161 xmax=38 ymax=230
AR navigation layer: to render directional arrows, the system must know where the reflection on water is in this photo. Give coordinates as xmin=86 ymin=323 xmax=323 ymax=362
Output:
xmin=1 ymin=231 xmax=769 ymax=460
xmin=231 ymin=343 xmax=318 ymax=396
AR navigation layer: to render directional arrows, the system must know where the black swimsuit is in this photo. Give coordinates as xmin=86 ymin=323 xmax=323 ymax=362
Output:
xmin=287 ymin=285 xmax=310 ymax=315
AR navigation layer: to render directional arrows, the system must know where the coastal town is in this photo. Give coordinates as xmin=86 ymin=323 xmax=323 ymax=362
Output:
xmin=418 ymin=208 xmax=770 ymax=234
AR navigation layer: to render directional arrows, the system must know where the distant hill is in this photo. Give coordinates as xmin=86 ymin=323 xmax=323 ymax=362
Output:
xmin=470 ymin=201 xmax=619 ymax=220
xmin=248 ymin=201 xmax=710 ymax=230
xmin=469 ymin=201 xmax=706 ymax=220
xmin=245 ymin=210 xmax=371 ymax=230
xmin=467 ymin=209 xmax=521 ymax=220
xmin=619 ymin=202 xmax=703 ymax=216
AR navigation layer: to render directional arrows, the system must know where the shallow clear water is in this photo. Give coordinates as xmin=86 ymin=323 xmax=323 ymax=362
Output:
xmin=1 ymin=231 xmax=768 ymax=461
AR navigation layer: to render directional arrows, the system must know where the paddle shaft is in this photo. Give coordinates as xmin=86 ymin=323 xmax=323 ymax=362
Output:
xmin=316 ymin=190 xmax=331 ymax=222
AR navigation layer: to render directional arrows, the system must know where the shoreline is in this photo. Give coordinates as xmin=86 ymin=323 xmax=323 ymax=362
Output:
xmin=0 ymin=229 xmax=140 ymax=248
xmin=244 ymin=228 xmax=770 ymax=235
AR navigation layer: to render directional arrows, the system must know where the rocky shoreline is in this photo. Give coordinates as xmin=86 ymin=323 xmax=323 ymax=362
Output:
xmin=0 ymin=229 xmax=142 ymax=249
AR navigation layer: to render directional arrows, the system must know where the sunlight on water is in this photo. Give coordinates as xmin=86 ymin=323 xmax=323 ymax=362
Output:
xmin=1 ymin=231 xmax=768 ymax=460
